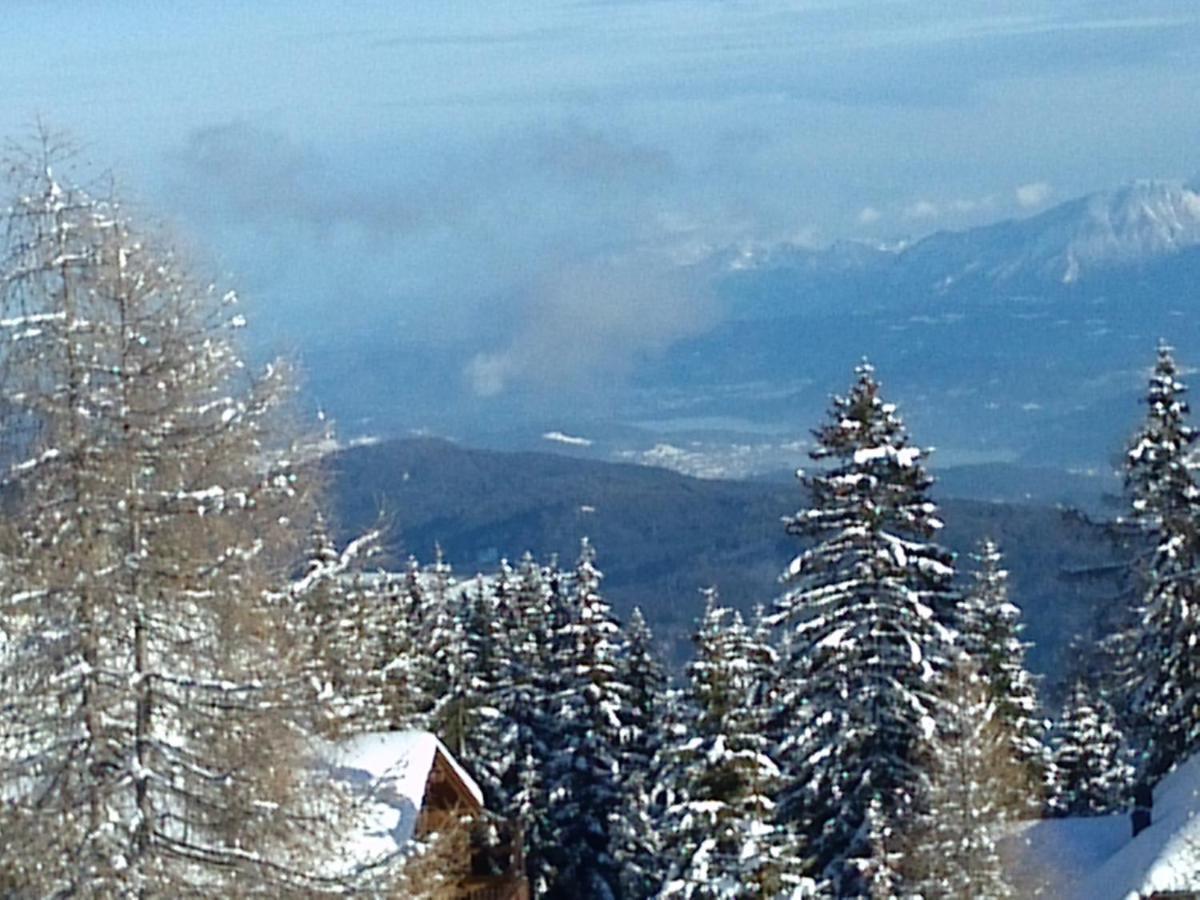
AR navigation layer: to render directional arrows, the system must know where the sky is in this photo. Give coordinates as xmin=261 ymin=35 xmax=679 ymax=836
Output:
xmin=3 ymin=0 xmax=1200 ymax=402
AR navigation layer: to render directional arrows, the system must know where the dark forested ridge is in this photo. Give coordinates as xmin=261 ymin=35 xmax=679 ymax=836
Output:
xmin=330 ymin=437 xmax=1120 ymax=681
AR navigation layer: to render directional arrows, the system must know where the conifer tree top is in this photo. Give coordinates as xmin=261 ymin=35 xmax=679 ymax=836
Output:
xmin=810 ymin=361 xmax=919 ymax=464
xmin=785 ymin=361 xmax=945 ymax=569
xmin=1127 ymin=341 xmax=1198 ymax=523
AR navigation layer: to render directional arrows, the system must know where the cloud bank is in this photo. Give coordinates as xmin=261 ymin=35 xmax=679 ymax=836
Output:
xmin=167 ymin=121 xmax=717 ymax=399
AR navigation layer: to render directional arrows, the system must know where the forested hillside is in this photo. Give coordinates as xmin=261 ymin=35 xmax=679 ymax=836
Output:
xmin=330 ymin=437 xmax=1123 ymax=681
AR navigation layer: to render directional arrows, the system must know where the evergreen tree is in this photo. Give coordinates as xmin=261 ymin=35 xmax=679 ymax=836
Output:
xmin=614 ymin=606 xmax=669 ymax=900
xmin=492 ymin=555 xmax=519 ymax=638
xmin=0 ymin=148 xmax=360 ymax=893
xmin=509 ymin=552 xmax=566 ymax=896
xmin=748 ymin=604 xmax=781 ymax=714
xmin=377 ymin=555 xmax=429 ymax=728
xmin=659 ymin=591 xmax=809 ymax=899
xmin=1121 ymin=343 xmax=1200 ymax=782
xmin=339 ymin=566 xmax=406 ymax=733
xmin=419 ymin=548 xmax=473 ymax=745
xmin=460 ymin=571 xmax=515 ymax=807
xmin=903 ymin=663 xmax=1017 ymax=900
xmin=1050 ymin=678 xmax=1132 ymax=816
xmin=288 ymin=515 xmax=389 ymax=736
xmin=543 ymin=539 xmax=629 ymax=900
xmin=958 ymin=538 xmax=1049 ymax=812
xmin=771 ymin=362 xmax=959 ymax=895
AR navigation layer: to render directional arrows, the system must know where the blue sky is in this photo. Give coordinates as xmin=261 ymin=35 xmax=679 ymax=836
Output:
xmin=4 ymin=1 xmax=1200 ymax=398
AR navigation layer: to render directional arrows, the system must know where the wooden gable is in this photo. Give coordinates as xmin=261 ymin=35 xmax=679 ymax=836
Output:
xmin=417 ymin=746 xmax=485 ymax=836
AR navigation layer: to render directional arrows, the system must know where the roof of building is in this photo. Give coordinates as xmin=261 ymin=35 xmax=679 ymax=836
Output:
xmin=321 ymin=729 xmax=485 ymax=866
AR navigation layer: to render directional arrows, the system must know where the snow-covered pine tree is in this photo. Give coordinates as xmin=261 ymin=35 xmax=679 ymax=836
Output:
xmin=514 ymin=746 xmax=553 ymax=897
xmin=958 ymin=538 xmax=1049 ymax=813
xmin=1050 ymin=677 xmax=1132 ymax=816
xmin=459 ymin=571 xmax=514 ymax=807
xmin=748 ymin=604 xmax=781 ymax=714
xmin=511 ymin=552 xmax=557 ymax=665
xmin=504 ymin=553 xmax=556 ymax=793
xmin=771 ymin=362 xmax=959 ymax=895
xmin=0 ymin=146 xmax=357 ymax=893
xmin=492 ymin=555 xmax=519 ymax=638
xmin=658 ymin=590 xmax=809 ymax=899
xmin=376 ymin=555 xmax=429 ymax=728
xmin=614 ymin=606 xmax=669 ymax=900
xmin=363 ymin=552 xmax=450 ymax=733
xmin=1121 ymin=343 xmax=1200 ymax=783
xmin=288 ymin=514 xmax=390 ymax=736
xmin=417 ymin=547 xmax=472 ymax=739
xmin=903 ymin=662 xmax=1017 ymax=900
xmin=507 ymin=552 xmax=564 ymax=895
xmin=542 ymin=538 xmax=629 ymax=900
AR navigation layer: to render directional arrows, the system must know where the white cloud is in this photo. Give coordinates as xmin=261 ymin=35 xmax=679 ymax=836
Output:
xmin=898 ymin=192 xmax=1003 ymax=224
xmin=785 ymin=225 xmax=822 ymax=248
xmin=904 ymin=199 xmax=940 ymax=220
xmin=858 ymin=206 xmax=882 ymax=225
xmin=949 ymin=194 xmax=997 ymax=214
xmin=464 ymin=353 xmax=514 ymax=398
xmin=464 ymin=256 xmax=718 ymax=397
xmin=1016 ymin=181 xmax=1052 ymax=208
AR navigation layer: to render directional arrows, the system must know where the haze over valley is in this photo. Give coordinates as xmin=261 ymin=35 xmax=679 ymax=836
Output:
xmin=306 ymin=176 xmax=1200 ymax=511
xmin=6 ymin=2 xmax=1200 ymax=506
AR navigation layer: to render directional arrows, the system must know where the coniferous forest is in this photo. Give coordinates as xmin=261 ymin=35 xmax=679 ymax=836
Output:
xmin=5 ymin=152 xmax=1200 ymax=899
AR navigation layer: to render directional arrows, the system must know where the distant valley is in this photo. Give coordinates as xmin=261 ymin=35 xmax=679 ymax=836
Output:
xmin=305 ymin=177 xmax=1200 ymax=486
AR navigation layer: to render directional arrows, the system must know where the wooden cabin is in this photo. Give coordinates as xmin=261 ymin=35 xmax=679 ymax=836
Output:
xmin=328 ymin=730 xmax=529 ymax=900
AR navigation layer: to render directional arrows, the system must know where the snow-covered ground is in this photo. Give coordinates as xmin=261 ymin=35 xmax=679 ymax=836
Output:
xmin=1005 ymin=752 xmax=1200 ymax=898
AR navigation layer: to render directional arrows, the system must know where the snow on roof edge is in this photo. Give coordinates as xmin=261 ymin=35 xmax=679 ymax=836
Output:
xmin=331 ymin=729 xmax=483 ymax=809
xmin=429 ymin=733 xmax=484 ymax=808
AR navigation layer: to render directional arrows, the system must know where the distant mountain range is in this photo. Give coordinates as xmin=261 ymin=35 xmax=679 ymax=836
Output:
xmin=650 ymin=177 xmax=1200 ymax=472
xmin=723 ymin=177 xmax=1200 ymax=313
xmin=909 ymin=179 xmax=1200 ymax=289
xmin=302 ymin=176 xmax=1200 ymax=481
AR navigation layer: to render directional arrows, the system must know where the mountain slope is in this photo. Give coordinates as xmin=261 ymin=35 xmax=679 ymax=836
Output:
xmin=726 ymin=178 xmax=1200 ymax=309
xmin=901 ymin=180 xmax=1200 ymax=292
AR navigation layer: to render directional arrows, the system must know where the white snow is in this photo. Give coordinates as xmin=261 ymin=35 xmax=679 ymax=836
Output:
xmin=320 ymin=730 xmax=484 ymax=868
xmin=542 ymin=430 xmax=593 ymax=447
xmin=852 ymin=445 xmax=921 ymax=467
xmin=1004 ymin=751 xmax=1200 ymax=899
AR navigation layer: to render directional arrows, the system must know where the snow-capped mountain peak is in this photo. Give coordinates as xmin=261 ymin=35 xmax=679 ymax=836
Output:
xmin=862 ymin=177 xmax=1200 ymax=291
xmin=1056 ymin=180 xmax=1200 ymax=281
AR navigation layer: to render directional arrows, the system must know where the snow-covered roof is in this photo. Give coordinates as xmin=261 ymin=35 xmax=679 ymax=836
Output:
xmin=322 ymin=730 xmax=484 ymax=864
xmin=1005 ymin=752 xmax=1200 ymax=899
